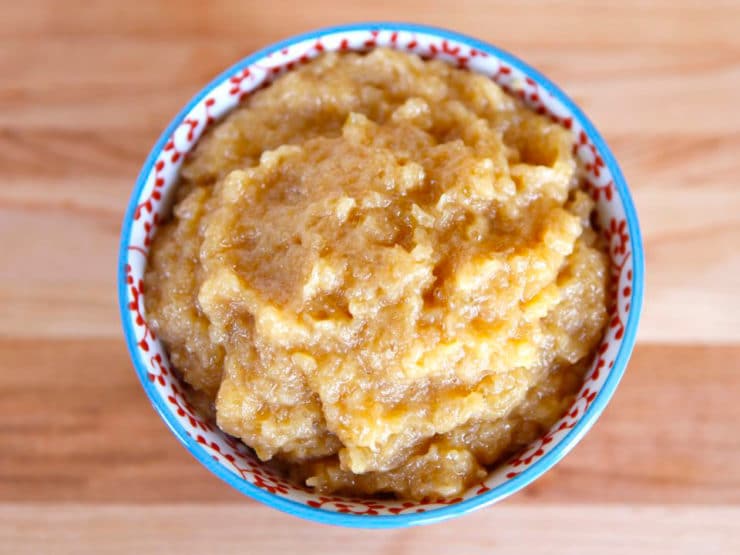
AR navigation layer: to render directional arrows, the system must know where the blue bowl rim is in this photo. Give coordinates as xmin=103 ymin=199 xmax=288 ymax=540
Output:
xmin=118 ymin=21 xmax=645 ymax=529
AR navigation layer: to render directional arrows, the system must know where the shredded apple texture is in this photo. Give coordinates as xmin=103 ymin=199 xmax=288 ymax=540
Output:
xmin=144 ymin=48 xmax=609 ymax=500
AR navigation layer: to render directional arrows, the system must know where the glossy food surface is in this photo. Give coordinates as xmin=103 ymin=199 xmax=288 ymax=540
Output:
xmin=144 ymin=49 xmax=609 ymax=499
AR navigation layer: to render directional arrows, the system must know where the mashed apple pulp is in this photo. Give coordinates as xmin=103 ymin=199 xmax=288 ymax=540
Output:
xmin=144 ymin=49 xmax=609 ymax=499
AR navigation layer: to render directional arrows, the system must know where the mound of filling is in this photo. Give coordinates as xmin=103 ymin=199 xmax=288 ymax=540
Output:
xmin=144 ymin=48 xmax=609 ymax=499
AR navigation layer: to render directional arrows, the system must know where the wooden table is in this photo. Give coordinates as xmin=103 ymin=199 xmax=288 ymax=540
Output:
xmin=2 ymin=1 xmax=739 ymax=553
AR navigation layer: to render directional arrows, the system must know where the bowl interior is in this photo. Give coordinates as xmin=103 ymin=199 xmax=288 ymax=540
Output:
xmin=119 ymin=23 xmax=643 ymax=527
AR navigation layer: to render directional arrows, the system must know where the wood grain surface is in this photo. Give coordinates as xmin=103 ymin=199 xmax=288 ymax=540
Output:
xmin=1 ymin=1 xmax=739 ymax=553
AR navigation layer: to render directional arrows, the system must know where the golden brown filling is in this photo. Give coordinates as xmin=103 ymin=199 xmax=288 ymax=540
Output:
xmin=144 ymin=49 xmax=609 ymax=499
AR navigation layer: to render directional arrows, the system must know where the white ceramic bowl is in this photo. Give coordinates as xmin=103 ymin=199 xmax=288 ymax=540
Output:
xmin=119 ymin=22 xmax=644 ymax=528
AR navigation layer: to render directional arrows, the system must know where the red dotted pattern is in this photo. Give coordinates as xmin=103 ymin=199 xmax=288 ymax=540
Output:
xmin=125 ymin=263 xmax=154 ymax=352
xmin=168 ymin=382 xmax=213 ymax=433
xmin=123 ymin=28 xmax=635 ymax=516
xmin=147 ymin=352 xmax=168 ymax=386
xmin=307 ymin=494 xmax=465 ymax=516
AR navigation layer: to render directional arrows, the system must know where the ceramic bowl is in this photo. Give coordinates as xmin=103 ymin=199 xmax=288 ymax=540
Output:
xmin=118 ymin=22 xmax=644 ymax=528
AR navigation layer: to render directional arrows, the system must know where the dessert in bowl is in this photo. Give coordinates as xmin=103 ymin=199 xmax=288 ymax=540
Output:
xmin=119 ymin=23 xmax=643 ymax=528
